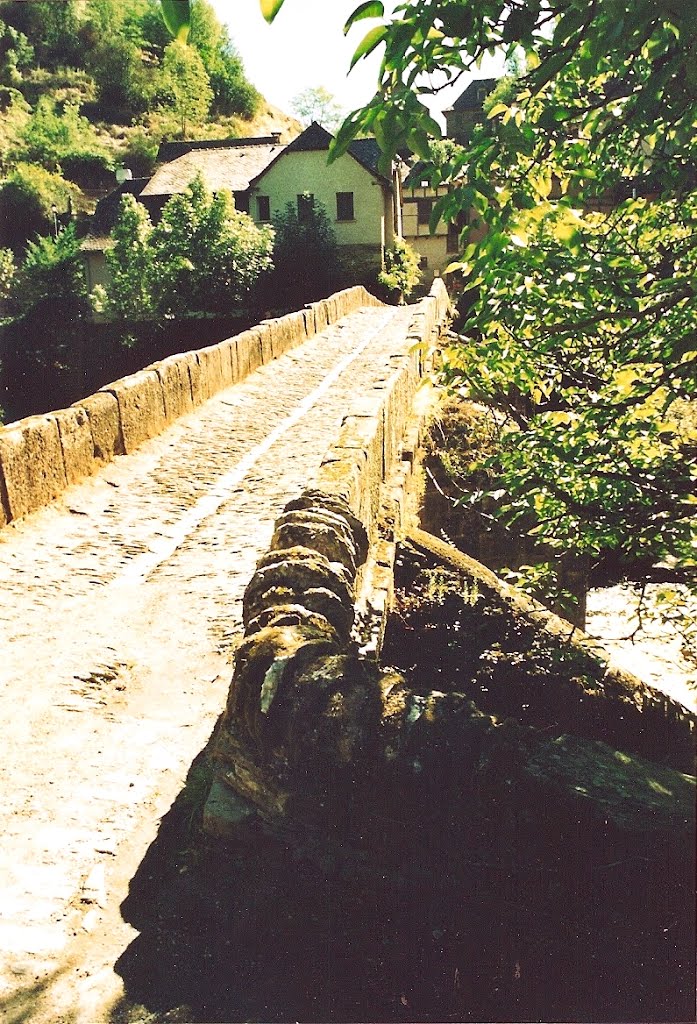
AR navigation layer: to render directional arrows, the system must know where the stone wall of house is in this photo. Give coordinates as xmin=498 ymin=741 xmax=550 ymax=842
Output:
xmin=0 ymin=287 xmax=383 ymax=528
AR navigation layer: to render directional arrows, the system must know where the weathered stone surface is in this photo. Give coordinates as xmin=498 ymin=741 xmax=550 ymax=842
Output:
xmin=202 ymin=778 xmax=259 ymax=841
xmin=74 ymin=391 xmax=124 ymax=464
xmin=234 ymin=329 xmax=263 ymax=379
xmin=196 ymin=345 xmax=226 ymax=400
xmin=257 ymin=323 xmax=274 ymax=364
xmin=102 ymin=370 xmax=166 ymax=454
xmin=150 ymin=354 xmax=194 ymax=423
xmin=50 ymin=406 xmax=94 ymax=487
xmin=283 ymin=489 xmax=369 ymax=564
xmin=219 ymin=337 xmax=239 ymax=385
xmin=0 ymin=416 xmax=67 ymax=519
xmin=270 ymin=512 xmax=359 ymax=576
xmin=243 ymin=546 xmax=355 ymax=634
xmin=246 ymin=602 xmax=339 ymax=637
xmin=227 ymin=623 xmax=342 ymax=745
xmin=187 ymin=349 xmax=205 ymax=406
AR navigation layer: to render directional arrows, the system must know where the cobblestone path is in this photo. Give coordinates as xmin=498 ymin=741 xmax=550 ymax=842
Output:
xmin=0 ymin=303 xmax=416 ymax=1022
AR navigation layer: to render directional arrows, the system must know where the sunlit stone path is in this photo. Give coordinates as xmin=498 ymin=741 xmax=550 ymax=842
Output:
xmin=0 ymin=302 xmax=415 ymax=1023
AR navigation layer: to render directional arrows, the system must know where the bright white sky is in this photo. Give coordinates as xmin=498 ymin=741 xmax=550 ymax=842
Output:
xmin=209 ymin=0 xmax=504 ymax=128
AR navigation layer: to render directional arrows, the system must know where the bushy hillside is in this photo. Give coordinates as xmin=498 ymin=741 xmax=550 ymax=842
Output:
xmin=0 ymin=0 xmax=297 ymax=249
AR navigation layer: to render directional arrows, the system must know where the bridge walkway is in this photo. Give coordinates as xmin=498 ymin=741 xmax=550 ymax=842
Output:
xmin=0 ymin=301 xmax=415 ymax=1021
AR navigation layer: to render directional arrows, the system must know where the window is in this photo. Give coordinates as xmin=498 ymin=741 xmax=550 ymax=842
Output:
xmin=235 ymin=192 xmax=250 ymax=214
xmin=297 ymin=193 xmax=314 ymax=223
xmin=336 ymin=191 xmax=354 ymax=221
xmin=417 ymin=198 xmax=433 ymax=227
xmin=257 ymin=195 xmax=270 ymax=222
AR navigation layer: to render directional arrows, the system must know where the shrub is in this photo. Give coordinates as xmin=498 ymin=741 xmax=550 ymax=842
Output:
xmin=0 ymin=162 xmax=80 ymax=250
xmin=122 ymin=126 xmax=159 ymax=177
xmin=9 ymin=222 xmax=88 ymax=322
xmin=378 ymin=236 xmax=421 ymax=302
xmin=271 ymin=196 xmax=339 ymax=303
xmin=13 ymin=96 xmax=111 ymax=177
xmin=99 ymin=175 xmax=274 ymax=319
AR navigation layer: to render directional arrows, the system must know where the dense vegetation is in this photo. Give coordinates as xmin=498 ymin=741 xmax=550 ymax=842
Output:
xmin=94 ymin=173 xmax=274 ymax=320
xmin=0 ymin=0 xmax=260 ymax=253
xmin=263 ymin=0 xmax=696 ymax=611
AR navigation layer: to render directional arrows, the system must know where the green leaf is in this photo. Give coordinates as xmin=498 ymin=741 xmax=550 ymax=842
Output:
xmin=344 ymin=2 xmax=384 ymax=35
xmin=259 ymin=0 xmax=285 ymax=22
xmin=160 ymin=0 xmax=191 ymax=42
xmin=350 ymin=24 xmax=388 ymax=69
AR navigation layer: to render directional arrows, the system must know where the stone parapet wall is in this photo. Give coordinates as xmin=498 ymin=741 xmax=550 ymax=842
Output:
xmin=0 ymin=287 xmax=383 ymax=528
xmin=205 ymin=279 xmax=453 ymax=840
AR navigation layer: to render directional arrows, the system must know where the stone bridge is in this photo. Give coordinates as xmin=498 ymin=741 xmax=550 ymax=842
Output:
xmin=0 ymin=283 xmax=451 ymax=1019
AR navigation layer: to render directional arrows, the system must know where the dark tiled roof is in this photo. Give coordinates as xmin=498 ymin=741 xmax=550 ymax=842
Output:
xmin=448 ymin=77 xmax=497 ymax=112
xmin=141 ymin=141 xmax=283 ymax=197
xmin=155 ymin=135 xmax=282 ymax=162
xmin=259 ymin=121 xmax=392 ymax=185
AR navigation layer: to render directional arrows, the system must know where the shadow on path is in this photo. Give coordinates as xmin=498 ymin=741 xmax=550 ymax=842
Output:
xmin=109 ymin=741 xmax=405 ymax=1024
xmin=110 ymin=737 xmax=695 ymax=1024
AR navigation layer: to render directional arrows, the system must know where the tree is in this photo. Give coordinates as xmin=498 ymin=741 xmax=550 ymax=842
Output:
xmin=100 ymin=193 xmax=155 ymax=320
xmin=378 ymin=236 xmax=421 ymax=303
xmin=13 ymin=96 xmax=111 ymax=178
xmin=9 ymin=222 xmax=88 ymax=322
xmin=0 ymin=244 xmax=14 ymax=313
xmin=0 ymin=161 xmax=79 ymax=251
xmin=159 ymin=37 xmax=212 ymax=139
xmin=149 ymin=173 xmax=274 ymax=316
xmin=292 ymin=86 xmax=344 ymax=132
xmin=264 ymin=0 xmax=697 ymax=597
xmin=98 ymin=174 xmax=274 ymax=319
xmin=271 ymin=195 xmax=339 ymax=303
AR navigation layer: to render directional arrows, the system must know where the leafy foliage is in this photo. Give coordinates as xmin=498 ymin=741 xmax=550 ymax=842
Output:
xmin=149 ymin=174 xmax=274 ymax=316
xmin=0 ymin=16 xmax=33 ymax=87
xmin=378 ymin=236 xmax=421 ymax=302
xmin=292 ymin=87 xmax=344 ymax=132
xmin=0 ymin=161 xmax=79 ymax=250
xmin=100 ymin=193 xmax=155 ymax=320
xmin=159 ymin=38 xmax=213 ymax=140
xmin=99 ymin=174 xmax=274 ymax=320
xmin=264 ymin=0 xmax=697 ymax=595
xmin=0 ymin=244 xmax=14 ymax=311
xmin=271 ymin=196 xmax=339 ymax=303
xmin=9 ymin=222 xmax=88 ymax=322
xmin=13 ymin=96 xmax=111 ymax=178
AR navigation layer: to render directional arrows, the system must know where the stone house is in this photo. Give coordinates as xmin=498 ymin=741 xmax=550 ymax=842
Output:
xmin=247 ymin=120 xmax=403 ymax=285
xmin=82 ymin=123 xmax=403 ymax=295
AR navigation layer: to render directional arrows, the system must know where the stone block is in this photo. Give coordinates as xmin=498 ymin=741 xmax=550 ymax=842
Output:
xmin=0 ymin=460 xmax=10 ymax=525
xmin=234 ymin=329 xmax=263 ymax=380
xmin=203 ymin=779 xmax=258 ymax=841
xmin=152 ymin=354 xmax=194 ymax=423
xmin=196 ymin=345 xmax=225 ymax=401
xmin=219 ymin=338 xmax=239 ymax=385
xmin=315 ymin=449 xmax=367 ymax=523
xmin=282 ymin=311 xmax=307 ymax=351
xmin=312 ymin=300 xmax=330 ymax=334
xmin=302 ymin=306 xmax=317 ymax=338
xmin=256 ymin=323 xmax=274 ymax=364
xmin=0 ymin=415 xmax=67 ymax=520
xmin=187 ymin=349 xmax=205 ymax=406
xmin=74 ymin=391 xmax=124 ymax=464
xmin=50 ymin=406 xmax=94 ymax=487
xmin=102 ymin=370 xmax=166 ymax=454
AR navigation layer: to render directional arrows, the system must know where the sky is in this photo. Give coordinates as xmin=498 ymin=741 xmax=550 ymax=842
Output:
xmin=209 ymin=0 xmax=505 ymax=128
